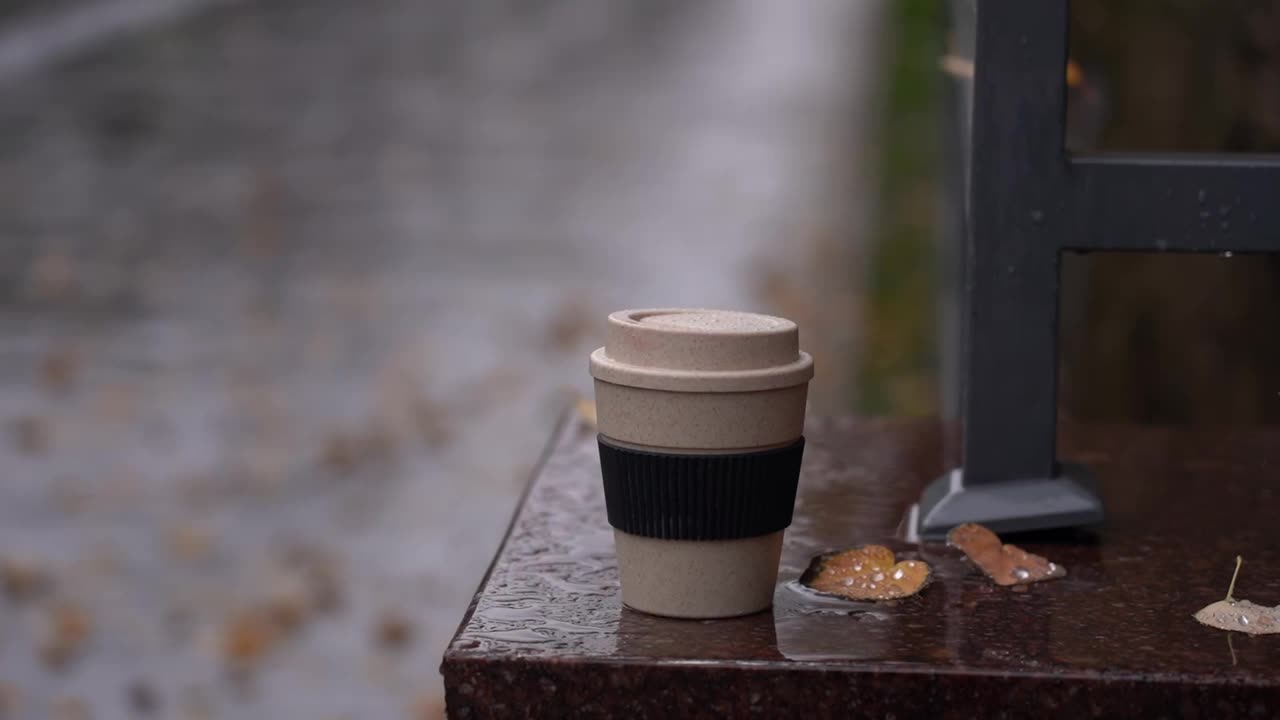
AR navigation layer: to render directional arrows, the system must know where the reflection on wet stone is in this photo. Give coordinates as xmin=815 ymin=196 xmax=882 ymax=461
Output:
xmin=447 ymin=418 xmax=1280 ymax=715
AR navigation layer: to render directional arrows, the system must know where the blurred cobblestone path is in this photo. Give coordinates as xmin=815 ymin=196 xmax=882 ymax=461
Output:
xmin=0 ymin=1 xmax=880 ymax=717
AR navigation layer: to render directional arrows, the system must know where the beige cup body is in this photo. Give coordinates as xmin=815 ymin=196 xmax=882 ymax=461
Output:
xmin=595 ymin=383 xmax=808 ymax=618
xmin=594 ymin=380 xmax=806 ymax=452
xmin=590 ymin=309 xmax=811 ymax=619
xmin=613 ymin=530 xmax=785 ymax=618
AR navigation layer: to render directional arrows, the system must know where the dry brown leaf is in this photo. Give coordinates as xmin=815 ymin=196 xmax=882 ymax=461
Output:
xmin=126 ymin=680 xmax=159 ymax=715
xmin=90 ymin=384 xmax=137 ymax=423
xmin=1 ymin=555 xmax=50 ymax=603
xmin=12 ymin=415 xmax=51 ymax=455
xmin=411 ymin=693 xmax=446 ymax=720
xmin=278 ymin=543 xmax=343 ymax=614
xmin=947 ymin=523 xmax=1066 ymax=586
xmin=263 ymin=583 xmax=309 ymax=638
xmin=1195 ymin=556 xmax=1280 ymax=635
xmin=0 ymin=682 xmax=17 ymax=719
xmin=221 ymin=610 xmax=278 ymax=670
xmin=41 ymin=603 xmax=92 ymax=670
xmin=51 ymin=696 xmax=88 ymax=720
xmin=546 ymin=296 xmax=593 ymax=351
xmin=413 ymin=396 xmax=453 ymax=449
xmin=321 ymin=426 xmax=398 ymax=472
xmin=575 ymin=398 xmax=597 ymax=428
xmin=169 ymin=524 xmax=213 ymax=562
xmin=321 ymin=432 xmax=359 ymax=472
xmin=800 ymin=545 xmax=931 ymax=601
xmin=1197 ymin=600 xmax=1280 ymax=635
xmin=374 ymin=610 xmax=414 ymax=652
xmin=40 ymin=347 xmax=80 ymax=392
xmin=26 ymin=251 xmax=79 ymax=302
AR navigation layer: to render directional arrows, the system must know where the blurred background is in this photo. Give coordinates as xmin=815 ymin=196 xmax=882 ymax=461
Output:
xmin=1 ymin=0 xmax=1278 ymax=718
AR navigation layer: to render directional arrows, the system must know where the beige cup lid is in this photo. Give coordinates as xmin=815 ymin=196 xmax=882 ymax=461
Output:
xmin=589 ymin=308 xmax=813 ymax=392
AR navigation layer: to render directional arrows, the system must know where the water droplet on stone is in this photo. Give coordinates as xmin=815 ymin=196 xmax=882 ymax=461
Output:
xmin=1222 ymin=251 xmax=1234 ymax=258
xmin=1030 ymin=209 xmax=1044 ymax=223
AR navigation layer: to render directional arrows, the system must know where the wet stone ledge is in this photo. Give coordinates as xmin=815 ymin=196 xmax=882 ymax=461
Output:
xmin=442 ymin=416 xmax=1280 ymax=718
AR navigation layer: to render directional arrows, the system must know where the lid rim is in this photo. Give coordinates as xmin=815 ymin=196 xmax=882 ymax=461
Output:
xmin=611 ymin=308 xmax=796 ymax=337
xmin=590 ymin=348 xmax=813 ymax=393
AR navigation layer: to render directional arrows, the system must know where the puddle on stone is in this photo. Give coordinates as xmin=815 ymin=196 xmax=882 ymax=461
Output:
xmin=780 ymin=580 xmax=894 ymax=619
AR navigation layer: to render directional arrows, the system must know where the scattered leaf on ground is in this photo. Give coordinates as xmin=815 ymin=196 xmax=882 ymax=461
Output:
xmin=321 ymin=425 xmax=397 ymax=473
xmin=0 ymin=682 xmax=16 ymax=719
xmin=12 ymin=415 xmax=51 ymax=455
xmin=278 ymin=543 xmax=344 ymax=614
xmin=41 ymin=603 xmax=92 ymax=670
xmin=221 ymin=610 xmax=278 ymax=670
xmin=90 ymin=384 xmax=137 ymax=423
xmin=25 ymin=250 xmax=79 ymax=302
xmin=546 ymin=296 xmax=593 ymax=351
xmin=947 ymin=523 xmax=1066 ymax=586
xmin=51 ymin=696 xmax=89 ymax=720
xmin=262 ymin=566 xmax=328 ymax=637
xmin=220 ymin=557 xmax=341 ymax=672
xmin=800 ymin=545 xmax=931 ymax=601
xmin=374 ymin=610 xmax=414 ymax=652
xmin=40 ymin=347 xmax=80 ymax=392
xmin=126 ymin=680 xmax=159 ymax=715
xmin=1 ymin=555 xmax=50 ymax=603
xmin=1197 ymin=600 xmax=1280 ymax=635
xmin=169 ymin=524 xmax=213 ymax=562
xmin=413 ymin=396 xmax=452 ymax=448
xmin=1195 ymin=556 xmax=1280 ymax=635
xmin=411 ymin=693 xmax=446 ymax=720
xmin=322 ymin=432 xmax=359 ymax=472
xmin=575 ymin=398 xmax=596 ymax=428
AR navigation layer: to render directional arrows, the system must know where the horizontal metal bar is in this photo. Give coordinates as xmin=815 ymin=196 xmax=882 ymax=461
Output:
xmin=1066 ymin=154 xmax=1280 ymax=253
xmin=1073 ymin=152 xmax=1280 ymax=170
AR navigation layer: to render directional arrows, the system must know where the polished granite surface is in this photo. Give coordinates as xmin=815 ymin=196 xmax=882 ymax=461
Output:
xmin=445 ymin=416 xmax=1280 ymax=718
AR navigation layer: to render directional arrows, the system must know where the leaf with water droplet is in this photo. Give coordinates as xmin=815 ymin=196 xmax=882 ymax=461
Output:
xmin=947 ymin=523 xmax=1066 ymax=586
xmin=800 ymin=545 xmax=930 ymax=601
xmin=1194 ymin=556 xmax=1280 ymax=635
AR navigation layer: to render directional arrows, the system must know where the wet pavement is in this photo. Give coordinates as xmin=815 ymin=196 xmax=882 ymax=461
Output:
xmin=0 ymin=0 xmax=878 ymax=717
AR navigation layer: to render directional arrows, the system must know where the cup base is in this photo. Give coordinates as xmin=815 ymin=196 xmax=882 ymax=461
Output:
xmin=620 ymin=601 xmax=772 ymax=620
xmin=613 ymin=529 xmax=783 ymax=619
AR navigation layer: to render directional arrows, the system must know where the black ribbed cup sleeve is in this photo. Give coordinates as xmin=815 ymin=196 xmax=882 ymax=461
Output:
xmin=597 ymin=436 xmax=805 ymax=540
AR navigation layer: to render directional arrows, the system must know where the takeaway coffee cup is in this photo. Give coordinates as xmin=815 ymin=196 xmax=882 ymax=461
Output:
xmin=590 ymin=308 xmax=813 ymax=618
